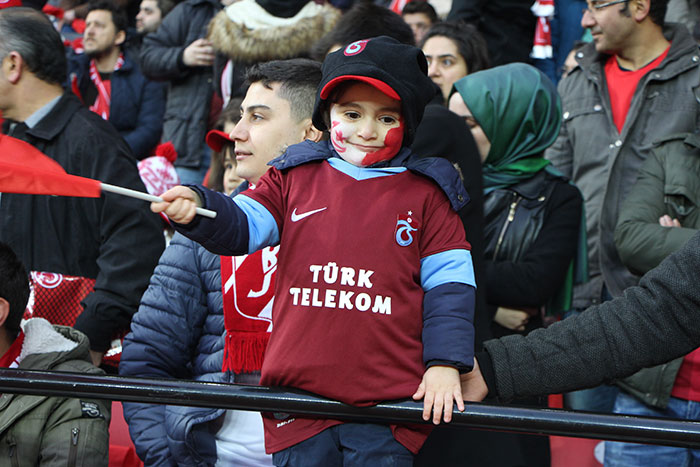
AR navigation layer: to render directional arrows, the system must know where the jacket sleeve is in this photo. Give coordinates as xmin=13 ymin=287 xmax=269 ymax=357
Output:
xmin=483 ymin=231 xmax=700 ymax=401
xmin=140 ymin=3 xmax=192 ymax=81
xmin=73 ymin=123 xmax=165 ymax=352
xmin=544 ymin=80 xmax=575 ymax=178
xmin=39 ymin=364 xmax=111 ymax=466
xmin=614 ymin=147 xmax=697 ymax=275
xmin=120 ymin=234 xmax=211 ymax=466
xmin=485 ymin=181 xmax=582 ymax=307
xmin=121 ymin=79 xmax=166 ymax=158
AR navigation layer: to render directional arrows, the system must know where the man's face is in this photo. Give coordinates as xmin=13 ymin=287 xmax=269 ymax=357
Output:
xmin=403 ymin=12 xmax=432 ymax=44
xmin=329 ymin=82 xmax=404 ymax=167
xmin=84 ymin=10 xmax=123 ymax=57
xmin=136 ymin=0 xmax=162 ymax=34
xmin=581 ymin=0 xmax=636 ymax=54
xmin=228 ymin=82 xmax=308 ymax=185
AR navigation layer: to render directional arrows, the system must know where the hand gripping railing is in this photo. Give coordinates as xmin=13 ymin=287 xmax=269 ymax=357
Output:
xmin=1 ymin=368 xmax=699 ymax=448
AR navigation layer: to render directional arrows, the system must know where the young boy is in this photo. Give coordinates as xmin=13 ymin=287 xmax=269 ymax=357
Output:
xmin=153 ymin=36 xmax=476 ymax=465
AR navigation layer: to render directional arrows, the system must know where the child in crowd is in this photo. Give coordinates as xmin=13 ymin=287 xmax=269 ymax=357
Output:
xmin=152 ymin=36 xmax=476 ymax=465
xmin=205 ymin=98 xmax=244 ymax=195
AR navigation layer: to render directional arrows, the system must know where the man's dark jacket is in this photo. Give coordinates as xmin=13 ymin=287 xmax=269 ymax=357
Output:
xmin=140 ymin=0 xmax=221 ymax=169
xmin=67 ymin=50 xmax=166 ymax=159
xmin=0 ymin=93 xmax=165 ymax=351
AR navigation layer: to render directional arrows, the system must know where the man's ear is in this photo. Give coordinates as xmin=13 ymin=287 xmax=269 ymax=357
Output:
xmin=115 ymin=29 xmax=126 ymax=47
xmin=0 ymin=299 xmax=11 ymax=329
xmin=303 ymin=120 xmax=324 ymax=143
xmin=633 ymin=0 xmax=650 ymax=21
xmin=3 ymin=52 xmax=23 ymax=84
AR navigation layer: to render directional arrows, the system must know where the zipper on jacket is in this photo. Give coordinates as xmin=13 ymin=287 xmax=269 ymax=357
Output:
xmin=493 ymin=195 xmax=522 ymax=259
xmin=68 ymin=427 xmax=79 ymax=467
xmin=8 ymin=437 xmax=19 ymax=467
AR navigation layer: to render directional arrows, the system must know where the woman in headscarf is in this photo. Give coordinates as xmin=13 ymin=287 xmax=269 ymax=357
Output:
xmin=447 ymin=63 xmax=585 ymax=467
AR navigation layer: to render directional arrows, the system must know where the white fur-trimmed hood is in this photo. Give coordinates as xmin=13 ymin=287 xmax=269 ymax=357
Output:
xmin=207 ymin=0 xmax=340 ymax=63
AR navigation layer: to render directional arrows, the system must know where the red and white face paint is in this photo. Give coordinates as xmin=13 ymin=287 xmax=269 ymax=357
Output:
xmin=328 ymin=82 xmax=404 ymax=167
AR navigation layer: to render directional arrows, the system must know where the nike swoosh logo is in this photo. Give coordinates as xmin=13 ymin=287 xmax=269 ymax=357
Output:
xmin=290 ymin=207 xmax=327 ymax=222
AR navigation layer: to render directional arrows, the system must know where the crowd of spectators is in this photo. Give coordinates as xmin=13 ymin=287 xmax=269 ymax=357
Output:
xmin=1 ymin=0 xmax=700 ymax=465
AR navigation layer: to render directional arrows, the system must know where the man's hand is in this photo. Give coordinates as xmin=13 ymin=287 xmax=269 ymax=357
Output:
xmin=182 ymin=38 xmax=215 ymax=67
xmin=460 ymin=358 xmax=488 ymax=402
xmin=151 ymin=186 xmax=200 ymax=224
xmin=412 ymin=365 xmax=464 ymax=424
xmin=494 ymin=306 xmax=529 ymax=332
xmin=659 ymin=215 xmax=682 ymax=228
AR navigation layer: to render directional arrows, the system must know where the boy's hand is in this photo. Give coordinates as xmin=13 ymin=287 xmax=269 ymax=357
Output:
xmin=151 ymin=186 xmax=200 ymax=224
xmin=412 ymin=365 xmax=464 ymax=425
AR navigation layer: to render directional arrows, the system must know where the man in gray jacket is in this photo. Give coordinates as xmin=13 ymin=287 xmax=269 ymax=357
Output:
xmin=545 ymin=0 xmax=700 ymax=411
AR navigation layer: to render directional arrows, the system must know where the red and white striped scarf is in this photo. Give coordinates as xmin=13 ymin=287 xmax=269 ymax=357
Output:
xmin=221 ymin=247 xmax=277 ymax=374
xmin=89 ymin=53 xmax=124 ymax=120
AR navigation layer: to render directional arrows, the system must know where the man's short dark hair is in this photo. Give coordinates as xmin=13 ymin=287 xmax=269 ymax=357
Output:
xmin=156 ymin=0 xmax=176 ymax=18
xmin=402 ymin=1 xmax=438 ymax=23
xmin=245 ymin=58 xmax=323 ymax=122
xmin=0 ymin=7 xmax=66 ymax=86
xmin=88 ymin=0 xmax=129 ymax=34
xmin=310 ymin=2 xmax=415 ymax=60
xmin=647 ymin=0 xmax=669 ymax=26
xmin=420 ymin=21 xmax=489 ymax=74
xmin=0 ymin=243 xmax=29 ymax=339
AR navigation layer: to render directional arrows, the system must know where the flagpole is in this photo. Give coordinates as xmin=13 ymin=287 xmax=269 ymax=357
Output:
xmin=100 ymin=183 xmax=217 ymax=218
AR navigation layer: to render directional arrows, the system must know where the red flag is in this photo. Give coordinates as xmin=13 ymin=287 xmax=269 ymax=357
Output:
xmin=0 ymin=134 xmax=101 ymax=198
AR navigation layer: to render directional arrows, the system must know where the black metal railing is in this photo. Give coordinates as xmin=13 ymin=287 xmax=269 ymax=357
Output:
xmin=3 ymin=368 xmax=699 ymax=448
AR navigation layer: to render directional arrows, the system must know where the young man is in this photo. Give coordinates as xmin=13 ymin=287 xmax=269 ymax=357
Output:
xmin=0 ymin=7 xmax=164 ymax=367
xmin=152 ymin=36 xmax=476 ymax=465
xmin=402 ymin=0 xmax=437 ymax=44
xmin=120 ymin=58 xmax=323 ymax=466
xmin=68 ymin=0 xmax=166 ymax=159
xmin=135 ymin=0 xmax=174 ymax=35
xmin=0 ymin=242 xmax=110 ymax=464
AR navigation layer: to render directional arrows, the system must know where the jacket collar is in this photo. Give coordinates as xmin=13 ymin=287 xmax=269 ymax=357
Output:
xmin=25 ymin=93 xmax=82 ymax=142
xmin=269 ymin=140 xmax=469 ymax=211
xmin=576 ymin=23 xmax=699 ymax=81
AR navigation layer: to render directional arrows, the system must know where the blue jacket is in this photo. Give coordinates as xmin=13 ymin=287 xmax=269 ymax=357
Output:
xmin=119 ymin=232 xmax=231 ymax=466
xmin=67 ymin=49 xmax=166 ymax=159
xmin=178 ymin=141 xmax=475 ymax=371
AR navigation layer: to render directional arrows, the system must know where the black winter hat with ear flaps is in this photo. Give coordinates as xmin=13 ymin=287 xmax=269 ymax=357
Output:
xmin=312 ymin=35 xmax=435 ymax=147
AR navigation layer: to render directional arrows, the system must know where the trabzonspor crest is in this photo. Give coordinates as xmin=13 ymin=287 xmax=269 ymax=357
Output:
xmin=395 ymin=211 xmax=418 ymax=247
xmin=344 ymin=39 xmax=369 ymax=56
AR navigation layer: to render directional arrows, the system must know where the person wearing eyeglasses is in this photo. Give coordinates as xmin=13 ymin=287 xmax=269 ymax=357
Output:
xmin=544 ymin=0 xmax=700 ymax=415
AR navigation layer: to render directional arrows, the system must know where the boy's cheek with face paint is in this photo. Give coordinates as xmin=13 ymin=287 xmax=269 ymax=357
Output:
xmin=329 ymin=106 xmax=404 ymax=167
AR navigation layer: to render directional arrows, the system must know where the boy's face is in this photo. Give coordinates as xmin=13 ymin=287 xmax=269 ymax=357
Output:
xmin=229 ymin=81 xmax=309 ymax=185
xmin=329 ymin=82 xmax=404 ymax=167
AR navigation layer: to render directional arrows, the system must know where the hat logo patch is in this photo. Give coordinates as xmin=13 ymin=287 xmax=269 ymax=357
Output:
xmin=344 ymin=40 xmax=369 ymax=56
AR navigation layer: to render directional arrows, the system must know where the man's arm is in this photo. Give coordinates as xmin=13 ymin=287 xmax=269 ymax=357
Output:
xmin=73 ymin=128 xmax=165 ymax=353
xmin=470 ymin=231 xmax=700 ymax=402
xmin=120 ymin=78 xmax=166 ymax=159
xmin=140 ymin=4 xmax=194 ymax=81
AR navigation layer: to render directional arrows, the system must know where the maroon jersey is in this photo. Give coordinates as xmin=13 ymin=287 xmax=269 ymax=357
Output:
xmin=242 ymin=159 xmax=470 ymax=454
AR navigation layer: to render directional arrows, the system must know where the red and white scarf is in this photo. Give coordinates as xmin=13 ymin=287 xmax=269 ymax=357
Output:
xmin=89 ymin=53 xmax=124 ymax=120
xmin=221 ymin=247 xmax=277 ymax=374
